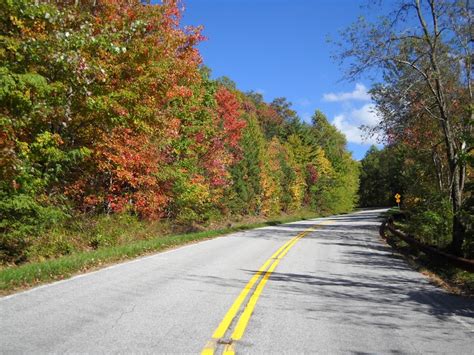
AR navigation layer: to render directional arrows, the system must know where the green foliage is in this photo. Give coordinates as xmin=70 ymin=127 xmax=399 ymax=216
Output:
xmin=328 ymin=154 xmax=360 ymax=213
xmin=359 ymin=145 xmax=404 ymax=207
xmin=311 ymin=110 xmax=346 ymax=166
xmin=228 ymin=114 xmax=264 ymax=214
xmin=407 ymin=196 xmax=453 ymax=248
xmin=170 ymin=172 xmax=215 ymax=226
xmin=0 ymin=193 xmax=67 ymax=263
xmin=360 ymin=143 xmax=472 ymax=257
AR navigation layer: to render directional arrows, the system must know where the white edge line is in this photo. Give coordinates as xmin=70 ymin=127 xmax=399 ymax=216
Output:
xmin=1 ymin=217 xmax=333 ymax=302
xmin=0 ymin=236 xmax=220 ymax=302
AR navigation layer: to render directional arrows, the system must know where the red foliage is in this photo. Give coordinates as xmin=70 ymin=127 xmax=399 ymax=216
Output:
xmin=215 ymin=87 xmax=246 ymax=148
xmin=162 ymin=0 xmax=181 ymax=28
xmin=85 ymin=128 xmax=170 ymax=220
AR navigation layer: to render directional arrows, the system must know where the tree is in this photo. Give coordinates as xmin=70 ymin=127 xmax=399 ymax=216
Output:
xmin=311 ymin=110 xmax=346 ymax=167
xmin=228 ymin=113 xmax=264 ymax=215
xmin=335 ymin=0 xmax=472 ymax=255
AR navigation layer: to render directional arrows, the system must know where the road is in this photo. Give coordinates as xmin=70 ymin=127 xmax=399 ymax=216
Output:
xmin=1 ymin=209 xmax=473 ymax=354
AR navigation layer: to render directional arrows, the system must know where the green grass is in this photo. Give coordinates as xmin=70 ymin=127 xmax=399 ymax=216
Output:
xmin=0 ymin=211 xmax=321 ymax=294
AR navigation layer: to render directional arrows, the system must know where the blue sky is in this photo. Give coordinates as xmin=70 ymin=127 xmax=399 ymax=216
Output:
xmin=179 ymin=0 xmax=386 ymax=160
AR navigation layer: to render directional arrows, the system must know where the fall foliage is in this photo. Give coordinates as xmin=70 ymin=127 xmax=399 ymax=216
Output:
xmin=0 ymin=0 xmax=359 ymax=263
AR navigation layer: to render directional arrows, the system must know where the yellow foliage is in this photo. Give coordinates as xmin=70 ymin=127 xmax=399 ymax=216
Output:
xmin=288 ymin=170 xmax=306 ymax=212
xmin=259 ymin=138 xmax=282 ymax=215
xmin=284 ymin=141 xmax=306 ymax=211
xmin=314 ymin=147 xmax=333 ymax=176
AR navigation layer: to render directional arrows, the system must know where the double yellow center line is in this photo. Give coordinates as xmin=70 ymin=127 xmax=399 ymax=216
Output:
xmin=202 ymin=221 xmax=330 ymax=355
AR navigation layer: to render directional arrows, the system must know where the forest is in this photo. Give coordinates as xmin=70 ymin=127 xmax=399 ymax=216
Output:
xmin=0 ymin=0 xmax=359 ymax=265
xmin=348 ymin=0 xmax=472 ymax=258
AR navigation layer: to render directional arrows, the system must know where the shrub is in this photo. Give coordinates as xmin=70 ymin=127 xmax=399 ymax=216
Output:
xmin=407 ymin=196 xmax=453 ymax=248
xmin=0 ymin=193 xmax=67 ymax=263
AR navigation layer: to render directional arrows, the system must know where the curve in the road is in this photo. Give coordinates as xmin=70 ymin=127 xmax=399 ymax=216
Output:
xmin=1 ymin=209 xmax=473 ymax=354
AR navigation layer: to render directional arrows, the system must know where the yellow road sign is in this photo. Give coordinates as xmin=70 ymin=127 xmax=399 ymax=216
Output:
xmin=395 ymin=193 xmax=401 ymax=199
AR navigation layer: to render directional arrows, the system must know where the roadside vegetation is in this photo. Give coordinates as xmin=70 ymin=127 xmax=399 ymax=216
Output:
xmin=340 ymin=1 xmax=473 ymax=292
xmin=381 ymin=208 xmax=474 ymax=296
xmin=338 ymin=0 xmax=473 ymax=258
xmin=0 ymin=209 xmax=321 ymax=294
xmin=0 ymin=0 xmax=358 ymax=284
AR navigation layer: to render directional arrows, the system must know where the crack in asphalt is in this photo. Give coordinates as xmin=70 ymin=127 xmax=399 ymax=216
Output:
xmin=98 ymin=303 xmax=137 ymax=343
xmin=112 ymin=304 xmax=137 ymax=329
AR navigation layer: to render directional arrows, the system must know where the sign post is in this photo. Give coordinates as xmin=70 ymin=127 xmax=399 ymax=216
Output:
xmin=394 ymin=193 xmax=401 ymax=208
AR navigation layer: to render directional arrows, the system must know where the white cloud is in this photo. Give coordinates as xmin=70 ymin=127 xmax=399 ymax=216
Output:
xmin=323 ymin=83 xmax=371 ymax=102
xmin=351 ymin=103 xmax=380 ymax=125
xmin=331 ymin=103 xmax=381 ymax=145
xmin=255 ymin=88 xmax=265 ymax=95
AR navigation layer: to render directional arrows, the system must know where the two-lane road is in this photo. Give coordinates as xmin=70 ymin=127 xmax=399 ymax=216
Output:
xmin=1 ymin=209 xmax=473 ymax=353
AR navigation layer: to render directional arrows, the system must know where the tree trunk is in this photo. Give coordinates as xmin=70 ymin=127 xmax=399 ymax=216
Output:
xmin=444 ymin=124 xmax=465 ymax=256
xmin=451 ymin=165 xmax=465 ymax=256
xmin=439 ymin=113 xmax=465 ymax=256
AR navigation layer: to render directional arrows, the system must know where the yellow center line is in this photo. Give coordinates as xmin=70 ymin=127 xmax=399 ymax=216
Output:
xmin=201 ymin=233 xmax=301 ymax=355
xmin=229 ymin=232 xmax=307 ymax=343
xmin=202 ymin=221 xmax=331 ymax=355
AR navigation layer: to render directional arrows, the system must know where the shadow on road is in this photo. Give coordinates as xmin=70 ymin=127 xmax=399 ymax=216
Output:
xmin=235 ymin=209 xmax=474 ymax=337
xmin=191 ymin=209 xmax=473 ymax=342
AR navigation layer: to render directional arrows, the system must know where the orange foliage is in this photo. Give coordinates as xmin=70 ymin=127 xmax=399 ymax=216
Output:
xmin=87 ymin=128 xmax=169 ymax=220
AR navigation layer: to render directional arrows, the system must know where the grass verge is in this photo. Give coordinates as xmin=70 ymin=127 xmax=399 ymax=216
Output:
xmin=380 ymin=208 xmax=473 ymax=297
xmin=0 ymin=211 xmax=320 ymax=295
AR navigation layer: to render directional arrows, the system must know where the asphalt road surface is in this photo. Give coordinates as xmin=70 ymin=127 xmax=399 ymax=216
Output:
xmin=1 ymin=209 xmax=473 ymax=354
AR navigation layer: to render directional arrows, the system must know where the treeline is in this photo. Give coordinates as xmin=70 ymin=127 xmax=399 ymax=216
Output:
xmin=0 ymin=0 xmax=359 ymax=263
xmin=344 ymin=0 xmax=473 ymax=257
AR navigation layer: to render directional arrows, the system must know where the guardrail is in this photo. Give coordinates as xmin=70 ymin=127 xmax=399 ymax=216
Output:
xmin=379 ymin=219 xmax=474 ymax=273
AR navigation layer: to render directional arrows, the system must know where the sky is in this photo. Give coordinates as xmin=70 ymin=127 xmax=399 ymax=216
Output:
xmin=179 ymin=0 xmax=388 ymax=160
